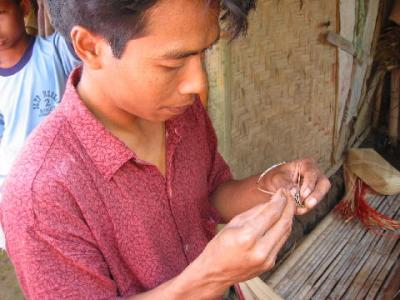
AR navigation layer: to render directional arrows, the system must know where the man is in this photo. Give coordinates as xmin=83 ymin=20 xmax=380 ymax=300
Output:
xmin=0 ymin=0 xmax=331 ymax=299
xmin=0 ymin=0 xmax=80 ymax=248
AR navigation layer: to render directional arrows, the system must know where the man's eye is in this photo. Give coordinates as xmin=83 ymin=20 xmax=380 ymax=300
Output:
xmin=0 ymin=10 xmax=6 ymax=14
xmin=162 ymin=65 xmax=182 ymax=71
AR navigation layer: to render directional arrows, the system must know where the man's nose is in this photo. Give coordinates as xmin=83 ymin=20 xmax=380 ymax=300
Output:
xmin=178 ymin=55 xmax=207 ymax=96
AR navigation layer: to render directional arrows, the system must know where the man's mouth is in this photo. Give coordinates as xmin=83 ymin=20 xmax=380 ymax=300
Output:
xmin=165 ymin=104 xmax=193 ymax=114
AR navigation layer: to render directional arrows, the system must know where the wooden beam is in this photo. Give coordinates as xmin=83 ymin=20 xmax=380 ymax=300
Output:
xmin=326 ymin=31 xmax=356 ymax=56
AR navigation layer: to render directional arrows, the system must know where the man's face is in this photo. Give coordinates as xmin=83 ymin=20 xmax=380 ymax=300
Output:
xmin=0 ymin=0 xmax=27 ymax=51
xmin=97 ymin=0 xmax=220 ymax=122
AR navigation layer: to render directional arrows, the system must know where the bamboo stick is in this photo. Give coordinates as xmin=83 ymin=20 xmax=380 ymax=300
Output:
xmin=279 ymin=197 xmax=385 ymax=298
xmin=244 ymin=277 xmax=283 ymax=300
xmin=271 ymin=194 xmax=398 ymax=299
xmin=380 ymin=260 xmax=400 ymax=300
xmin=238 ymin=282 xmax=258 ymax=300
xmin=365 ymin=201 xmax=400 ymax=299
xmin=266 ymin=213 xmax=336 ymax=287
xmin=307 ymin=196 xmax=392 ymax=299
xmin=334 ymin=227 xmax=398 ymax=299
xmin=275 ymin=211 xmax=359 ymax=297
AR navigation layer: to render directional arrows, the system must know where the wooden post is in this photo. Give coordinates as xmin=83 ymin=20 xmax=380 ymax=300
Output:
xmin=389 ymin=69 xmax=400 ymax=146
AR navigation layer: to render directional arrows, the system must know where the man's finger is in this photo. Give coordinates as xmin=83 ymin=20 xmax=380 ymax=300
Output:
xmin=253 ymin=192 xmax=296 ymax=265
xmin=303 ymin=175 xmax=331 ymax=209
xmin=299 ymin=167 xmax=320 ymax=199
xmin=240 ymin=189 xmax=288 ymax=239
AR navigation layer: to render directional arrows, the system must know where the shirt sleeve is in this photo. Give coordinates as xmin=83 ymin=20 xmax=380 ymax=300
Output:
xmin=1 ymin=178 xmax=124 ymax=300
xmin=51 ymin=32 xmax=81 ymax=78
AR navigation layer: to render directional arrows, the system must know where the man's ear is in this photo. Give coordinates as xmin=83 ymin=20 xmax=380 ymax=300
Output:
xmin=70 ymin=26 xmax=106 ymax=70
xmin=20 ymin=0 xmax=32 ymax=18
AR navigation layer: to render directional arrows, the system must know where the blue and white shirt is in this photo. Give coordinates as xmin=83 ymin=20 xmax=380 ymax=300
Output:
xmin=0 ymin=33 xmax=81 ymax=187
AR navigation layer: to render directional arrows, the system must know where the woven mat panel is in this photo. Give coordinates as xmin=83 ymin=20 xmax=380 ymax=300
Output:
xmin=207 ymin=0 xmax=337 ymax=179
xmin=206 ymin=40 xmax=231 ymax=157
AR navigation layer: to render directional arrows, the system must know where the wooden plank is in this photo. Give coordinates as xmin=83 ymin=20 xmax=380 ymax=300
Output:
xmin=238 ymin=282 xmax=258 ymax=300
xmin=244 ymin=277 xmax=284 ymax=300
xmin=365 ymin=240 xmax=400 ymax=299
xmin=266 ymin=213 xmax=337 ymax=287
xmin=348 ymin=0 xmax=380 ymax=120
xmin=347 ymin=0 xmax=386 ymax=150
xmin=325 ymin=31 xmax=373 ymax=64
xmin=378 ymin=259 xmax=400 ymax=299
xmin=299 ymin=223 xmax=377 ymax=299
xmin=334 ymin=227 xmax=399 ymax=298
xmin=326 ymin=31 xmax=356 ymax=56
xmin=294 ymin=196 xmax=387 ymax=299
xmin=269 ymin=193 xmax=399 ymax=299
xmin=336 ymin=0 xmax=356 ymax=138
xmin=277 ymin=217 xmax=361 ymax=297
xmin=271 ymin=196 xmax=382 ymax=298
xmin=271 ymin=213 xmax=354 ymax=296
xmin=287 ymin=196 xmax=384 ymax=298
xmin=333 ymin=0 xmax=381 ymax=162
xmin=307 ymin=196 xmax=393 ymax=299
xmin=315 ymin=235 xmax=381 ymax=299
xmin=364 ymin=201 xmax=400 ymax=299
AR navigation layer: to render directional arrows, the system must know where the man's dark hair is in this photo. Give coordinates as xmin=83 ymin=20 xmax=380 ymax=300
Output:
xmin=46 ymin=0 xmax=256 ymax=58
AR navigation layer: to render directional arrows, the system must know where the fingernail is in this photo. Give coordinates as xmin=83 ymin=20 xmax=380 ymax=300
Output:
xmin=307 ymin=198 xmax=317 ymax=207
xmin=302 ymin=188 xmax=311 ymax=198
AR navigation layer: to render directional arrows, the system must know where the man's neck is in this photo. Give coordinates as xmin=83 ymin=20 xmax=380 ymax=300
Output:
xmin=0 ymin=33 xmax=30 ymax=68
xmin=77 ymin=68 xmax=167 ymax=174
xmin=77 ymin=68 xmax=149 ymax=135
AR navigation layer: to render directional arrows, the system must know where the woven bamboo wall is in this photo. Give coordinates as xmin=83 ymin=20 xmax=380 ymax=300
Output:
xmin=207 ymin=0 xmax=338 ymax=179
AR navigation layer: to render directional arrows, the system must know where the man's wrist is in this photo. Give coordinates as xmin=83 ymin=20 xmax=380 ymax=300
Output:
xmin=171 ymin=257 xmax=227 ymax=300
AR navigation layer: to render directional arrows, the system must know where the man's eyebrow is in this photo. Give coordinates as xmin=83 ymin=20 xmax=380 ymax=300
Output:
xmin=161 ymin=34 xmax=221 ymax=60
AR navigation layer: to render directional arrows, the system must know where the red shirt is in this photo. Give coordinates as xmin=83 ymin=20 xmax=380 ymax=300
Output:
xmin=0 ymin=68 xmax=232 ymax=299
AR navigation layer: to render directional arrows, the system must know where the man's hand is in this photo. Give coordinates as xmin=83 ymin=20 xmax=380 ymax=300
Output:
xmin=179 ymin=189 xmax=295 ymax=299
xmin=259 ymin=158 xmax=331 ymax=215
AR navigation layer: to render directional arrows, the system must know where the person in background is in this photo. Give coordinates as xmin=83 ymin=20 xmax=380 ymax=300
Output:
xmin=0 ymin=0 xmax=80 ymax=248
xmin=1 ymin=0 xmax=330 ymax=299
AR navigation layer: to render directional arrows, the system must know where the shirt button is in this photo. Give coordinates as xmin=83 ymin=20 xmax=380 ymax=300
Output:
xmin=184 ymin=244 xmax=190 ymax=252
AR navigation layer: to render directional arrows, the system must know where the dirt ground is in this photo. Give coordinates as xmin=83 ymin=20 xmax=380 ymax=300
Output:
xmin=0 ymin=250 xmax=23 ymax=300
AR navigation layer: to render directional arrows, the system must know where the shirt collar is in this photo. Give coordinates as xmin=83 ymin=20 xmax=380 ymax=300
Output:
xmin=60 ymin=67 xmax=191 ymax=180
xmin=61 ymin=67 xmax=134 ymax=180
xmin=0 ymin=35 xmax=36 ymax=77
